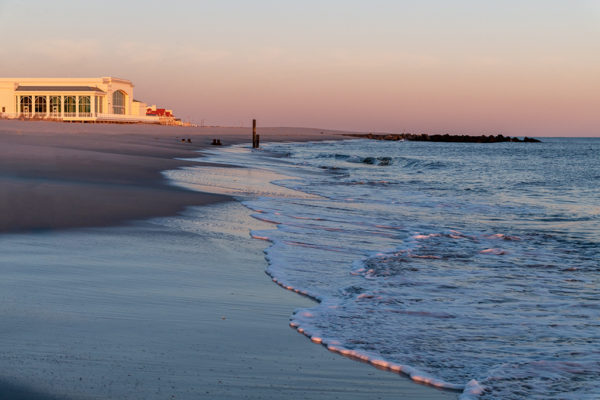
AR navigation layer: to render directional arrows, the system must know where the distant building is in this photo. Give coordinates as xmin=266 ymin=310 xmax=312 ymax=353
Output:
xmin=145 ymin=104 xmax=182 ymax=126
xmin=0 ymin=77 xmax=175 ymax=124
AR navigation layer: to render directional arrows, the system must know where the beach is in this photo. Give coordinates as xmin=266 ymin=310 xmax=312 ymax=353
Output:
xmin=0 ymin=120 xmax=344 ymax=233
xmin=0 ymin=120 xmax=457 ymax=400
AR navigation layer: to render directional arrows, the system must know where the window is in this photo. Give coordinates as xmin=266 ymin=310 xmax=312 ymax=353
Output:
xmin=112 ymin=91 xmax=125 ymax=114
xmin=35 ymin=96 xmax=47 ymax=114
xmin=50 ymin=96 xmax=61 ymax=114
xmin=1 ymin=107 xmax=5 ymax=113
xmin=79 ymin=96 xmax=91 ymax=115
xmin=64 ymin=96 xmax=76 ymax=115
xmin=20 ymin=96 xmax=32 ymax=114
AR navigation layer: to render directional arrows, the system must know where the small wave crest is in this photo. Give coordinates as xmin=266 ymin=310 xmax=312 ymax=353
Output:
xmin=189 ymin=139 xmax=600 ymax=400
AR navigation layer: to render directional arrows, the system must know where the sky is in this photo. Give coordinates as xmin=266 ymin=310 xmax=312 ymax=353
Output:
xmin=0 ymin=0 xmax=598 ymax=136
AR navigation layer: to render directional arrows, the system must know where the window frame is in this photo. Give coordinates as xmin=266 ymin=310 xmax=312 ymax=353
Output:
xmin=112 ymin=91 xmax=126 ymax=115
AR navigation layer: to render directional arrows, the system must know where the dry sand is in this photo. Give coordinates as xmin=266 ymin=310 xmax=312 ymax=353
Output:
xmin=0 ymin=119 xmax=458 ymax=399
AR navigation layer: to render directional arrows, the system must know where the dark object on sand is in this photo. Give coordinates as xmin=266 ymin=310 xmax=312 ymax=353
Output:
xmin=180 ymin=138 xmax=186 ymax=142
xmin=211 ymin=139 xmax=222 ymax=146
xmin=187 ymin=138 xmax=192 ymax=143
xmin=346 ymin=133 xmax=541 ymax=143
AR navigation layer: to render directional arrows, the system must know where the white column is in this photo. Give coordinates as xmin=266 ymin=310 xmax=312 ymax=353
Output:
xmin=76 ymin=96 xmax=79 ymax=118
xmin=46 ymin=95 xmax=50 ymax=117
xmin=61 ymin=96 xmax=64 ymax=119
xmin=31 ymin=96 xmax=35 ymax=118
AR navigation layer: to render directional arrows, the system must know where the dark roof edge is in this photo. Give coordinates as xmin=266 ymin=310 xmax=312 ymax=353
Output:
xmin=15 ymin=86 xmax=106 ymax=93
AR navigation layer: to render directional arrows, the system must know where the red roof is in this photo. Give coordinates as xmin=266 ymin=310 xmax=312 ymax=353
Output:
xmin=146 ymin=108 xmax=173 ymax=117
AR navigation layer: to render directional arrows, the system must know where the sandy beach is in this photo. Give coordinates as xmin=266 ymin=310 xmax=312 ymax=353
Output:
xmin=0 ymin=120 xmax=344 ymax=233
xmin=0 ymin=120 xmax=457 ymax=399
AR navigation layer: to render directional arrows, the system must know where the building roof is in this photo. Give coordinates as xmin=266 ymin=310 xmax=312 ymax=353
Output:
xmin=146 ymin=108 xmax=173 ymax=117
xmin=15 ymin=86 xmax=106 ymax=93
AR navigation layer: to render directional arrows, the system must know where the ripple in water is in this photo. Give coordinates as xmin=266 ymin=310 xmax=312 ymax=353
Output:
xmin=193 ymin=138 xmax=600 ymax=399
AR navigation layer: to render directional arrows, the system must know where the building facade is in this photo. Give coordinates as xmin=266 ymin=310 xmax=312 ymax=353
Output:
xmin=0 ymin=77 xmax=162 ymax=123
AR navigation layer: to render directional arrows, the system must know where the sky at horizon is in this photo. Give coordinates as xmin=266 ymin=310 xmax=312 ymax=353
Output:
xmin=0 ymin=0 xmax=598 ymax=136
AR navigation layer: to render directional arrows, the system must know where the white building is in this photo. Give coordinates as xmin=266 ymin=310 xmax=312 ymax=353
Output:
xmin=0 ymin=77 xmax=160 ymax=123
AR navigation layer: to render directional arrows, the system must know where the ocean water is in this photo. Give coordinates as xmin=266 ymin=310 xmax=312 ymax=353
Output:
xmin=172 ymin=138 xmax=599 ymax=399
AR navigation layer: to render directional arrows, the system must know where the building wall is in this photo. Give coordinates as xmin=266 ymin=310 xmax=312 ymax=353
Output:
xmin=0 ymin=77 xmax=135 ymax=116
xmin=132 ymin=100 xmax=148 ymax=116
xmin=101 ymin=77 xmax=134 ymax=115
xmin=0 ymin=77 xmax=175 ymax=124
xmin=0 ymin=81 xmax=17 ymax=114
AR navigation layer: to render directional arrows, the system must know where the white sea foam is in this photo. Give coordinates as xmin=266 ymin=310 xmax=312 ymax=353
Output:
xmin=175 ymin=140 xmax=600 ymax=399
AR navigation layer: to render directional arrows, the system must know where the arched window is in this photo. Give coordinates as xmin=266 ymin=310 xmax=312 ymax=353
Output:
xmin=50 ymin=96 xmax=61 ymax=115
xmin=35 ymin=96 xmax=47 ymax=114
xmin=112 ymin=91 xmax=125 ymax=114
xmin=79 ymin=96 xmax=91 ymax=115
xmin=64 ymin=96 xmax=76 ymax=115
xmin=20 ymin=96 xmax=32 ymax=114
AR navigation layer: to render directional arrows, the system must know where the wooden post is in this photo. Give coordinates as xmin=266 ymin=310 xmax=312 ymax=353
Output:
xmin=252 ymin=119 xmax=257 ymax=148
xmin=256 ymin=134 xmax=260 ymax=148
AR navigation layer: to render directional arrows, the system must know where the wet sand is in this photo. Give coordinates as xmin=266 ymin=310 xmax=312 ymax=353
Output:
xmin=0 ymin=120 xmax=457 ymax=399
xmin=0 ymin=120 xmax=344 ymax=232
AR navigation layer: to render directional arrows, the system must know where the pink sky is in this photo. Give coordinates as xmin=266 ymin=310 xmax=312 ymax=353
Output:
xmin=0 ymin=0 xmax=598 ymax=136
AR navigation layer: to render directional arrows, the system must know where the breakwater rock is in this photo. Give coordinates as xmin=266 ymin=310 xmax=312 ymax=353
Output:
xmin=345 ymin=133 xmax=541 ymax=143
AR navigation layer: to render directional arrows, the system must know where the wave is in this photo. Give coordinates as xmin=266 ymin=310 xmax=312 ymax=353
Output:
xmin=184 ymin=140 xmax=600 ymax=400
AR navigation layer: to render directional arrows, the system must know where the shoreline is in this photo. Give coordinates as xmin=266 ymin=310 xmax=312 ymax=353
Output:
xmin=0 ymin=202 xmax=456 ymax=400
xmin=0 ymin=120 xmax=458 ymax=399
xmin=0 ymin=120 xmax=350 ymax=233
xmin=164 ymin=145 xmax=464 ymax=396
xmin=170 ymin=143 xmax=466 ymax=395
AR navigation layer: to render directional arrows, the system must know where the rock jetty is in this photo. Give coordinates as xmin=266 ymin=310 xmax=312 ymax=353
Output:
xmin=345 ymin=133 xmax=541 ymax=143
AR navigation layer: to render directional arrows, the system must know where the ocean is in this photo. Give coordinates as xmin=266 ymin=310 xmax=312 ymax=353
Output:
xmin=169 ymin=137 xmax=599 ymax=399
